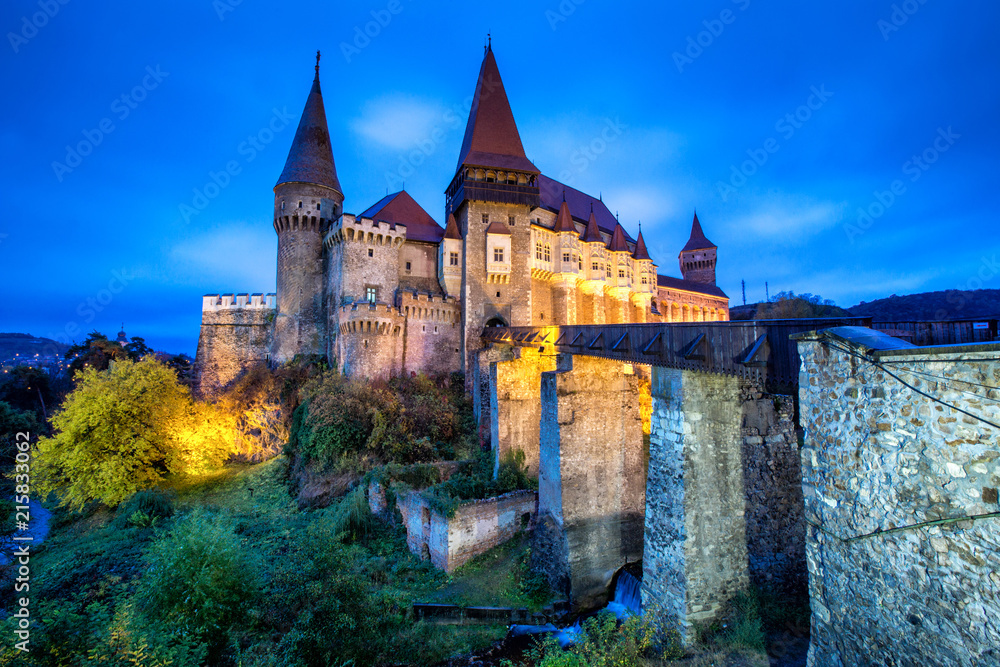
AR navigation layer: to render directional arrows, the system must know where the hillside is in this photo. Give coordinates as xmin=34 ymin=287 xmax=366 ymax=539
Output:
xmin=848 ymin=289 xmax=1000 ymax=322
xmin=0 ymin=332 xmax=69 ymax=359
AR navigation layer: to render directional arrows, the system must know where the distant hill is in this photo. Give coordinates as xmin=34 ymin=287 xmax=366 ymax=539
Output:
xmin=848 ymin=289 xmax=1000 ymax=322
xmin=0 ymin=333 xmax=70 ymax=360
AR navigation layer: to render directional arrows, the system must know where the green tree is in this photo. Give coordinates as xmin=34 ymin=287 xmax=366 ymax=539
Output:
xmin=64 ymin=330 xmax=126 ymax=374
xmin=754 ymin=291 xmax=849 ymax=319
xmin=33 ymin=357 xmax=233 ymax=509
xmin=0 ymin=365 xmax=56 ymax=423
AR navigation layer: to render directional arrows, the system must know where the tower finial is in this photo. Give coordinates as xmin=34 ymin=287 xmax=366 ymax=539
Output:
xmin=315 ymin=50 xmax=321 ymax=79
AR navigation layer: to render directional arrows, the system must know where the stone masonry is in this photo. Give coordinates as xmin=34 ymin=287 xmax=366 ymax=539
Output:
xmin=490 ymin=346 xmax=558 ymax=477
xmin=795 ymin=328 xmax=1000 ymax=666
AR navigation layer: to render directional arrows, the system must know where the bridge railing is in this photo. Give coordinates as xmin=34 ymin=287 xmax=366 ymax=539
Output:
xmin=481 ymin=318 xmax=872 ymax=393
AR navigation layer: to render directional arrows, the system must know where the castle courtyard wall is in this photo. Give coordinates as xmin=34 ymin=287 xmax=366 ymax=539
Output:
xmin=796 ymin=333 xmax=1000 ymax=666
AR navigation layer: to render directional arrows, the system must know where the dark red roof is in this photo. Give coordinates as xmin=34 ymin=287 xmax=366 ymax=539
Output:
xmin=358 ymin=191 xmax=443 ymax=243
xmin=632 ymin=228 xmax=651 ymax=260
xmin=485 ymin=220 xmax=511 ymax=235
xmin=657 ymin=274 xmax=728 ymax=299
xmin=553 ymin=198 xmax=576 ymax=233
xmin=607 ymin=222 xmax=630 ymax=252
xmin=537 ymin=175 xmax=632 ymax=242
xmin=580 ymin=207 xmax=603 ymax=243
xmin=275 ymin=67 xmax=342 ymax=194
xmin=681 ymin=212 xmax=716 ymax=252
xmin=456 ymin=46 xmax=538 ymax=174
xmin=443 ymin=212 xmax=461 ymax=240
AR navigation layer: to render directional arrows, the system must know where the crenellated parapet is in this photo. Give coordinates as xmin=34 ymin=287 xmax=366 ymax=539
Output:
xmin=202 ymin=293 xmax=277 ymax=312
xmin=338 ymin=301 xmax=403 ymax=336
xmin=324 ymin=213 xmax=408 ymax=248
xmin=195 ymin=293 xmax=276 ymax=396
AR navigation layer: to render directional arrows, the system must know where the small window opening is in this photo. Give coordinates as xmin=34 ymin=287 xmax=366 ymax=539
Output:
xmin=368 ymin=248 xmax=374 ymax=257
xmin=482 ymin=213 xmax=489 ymax=224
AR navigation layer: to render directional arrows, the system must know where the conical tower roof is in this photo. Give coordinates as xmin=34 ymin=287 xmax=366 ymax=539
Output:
xmin=443 ymin=212 xmax=461 ymax=240
xmin=632 ymin=227 xmax=651 ymax=260
xmin=607 ymin=222 xmax=630 ymax=252
xmin=580 ymin=206 xmax=603 ymax=243
xmin=553 ymin=197 xmax=576 ymax=232
xmin=681 ymin=211 xmax=716 ymax=251
xmin=275 ymin=55 xmax=342 ymax=195
xmin=456 ymin=45 xmax=538 ymax=173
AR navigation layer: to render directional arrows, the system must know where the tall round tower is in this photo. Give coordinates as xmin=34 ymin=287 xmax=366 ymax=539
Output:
xmin=272 ymin=53 xmax=344 ymax=363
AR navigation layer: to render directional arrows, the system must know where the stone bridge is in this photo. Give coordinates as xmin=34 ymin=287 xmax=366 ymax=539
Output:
xmin=478 ymin=318 xmax=870 ymax=636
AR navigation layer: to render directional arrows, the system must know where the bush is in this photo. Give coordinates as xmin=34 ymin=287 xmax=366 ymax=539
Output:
xmin=516 ymin=612 xmax=656 ymax=667
xmin=114 ymin=489 xmax=175 ymax=528
xmin=423 ymin=450 xmax=536 ymax=518
xmin=137 ymin=509 xmax=260 ymax=646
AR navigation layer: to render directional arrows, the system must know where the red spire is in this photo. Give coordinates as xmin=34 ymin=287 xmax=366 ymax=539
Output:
xmin=276 ymin=57 xmax=342 ymax=195
xmin=632 ymin=227 xmax=651 ymax=260
xmin=554 ymin=197 xmax=576 ymax=232
xmin=607 ymin=222 xmax=630 ymax=252
xmin=456 ymin=45 xmax=538 ymax=173
xmin=443 ymin=212 xmax=461 ymax=240
xmin=580 ymin=206 xmax=603 ymax=243
xmin=681 ymin=211 xmax=716 ymax=251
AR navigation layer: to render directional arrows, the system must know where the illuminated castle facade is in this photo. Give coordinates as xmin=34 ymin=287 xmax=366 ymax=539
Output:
xmin=195 ymin=47 xmax=728 ymax=392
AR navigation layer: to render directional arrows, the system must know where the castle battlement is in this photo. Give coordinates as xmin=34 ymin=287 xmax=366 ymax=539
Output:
xmin=338 ymin=301 xmax=402 ymax=337
xmin=325 ymin=213 xmax=408 ymax=248
xmin=202 ymin=293 xmax=277 ymax=312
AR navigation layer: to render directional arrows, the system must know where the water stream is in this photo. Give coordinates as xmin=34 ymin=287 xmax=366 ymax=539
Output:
xmin=1 ymin=499 xmax=52 ymax=564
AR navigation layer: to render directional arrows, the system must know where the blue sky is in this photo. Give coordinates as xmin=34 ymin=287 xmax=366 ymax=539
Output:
xmin=3 ymin=0 xmax=998 ymax=354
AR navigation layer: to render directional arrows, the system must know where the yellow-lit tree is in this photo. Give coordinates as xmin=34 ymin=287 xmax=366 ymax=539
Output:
xmin=34 ymin=357 xmax=234 ymax=509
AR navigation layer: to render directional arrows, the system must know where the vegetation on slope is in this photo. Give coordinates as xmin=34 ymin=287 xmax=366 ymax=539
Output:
xmin=848 ymin=288 xmax=1000 ymax=321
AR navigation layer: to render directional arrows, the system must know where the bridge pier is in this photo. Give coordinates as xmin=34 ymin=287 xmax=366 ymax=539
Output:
xmin=642 ymin=367 xmax=750 ymax=641
xmin=532 ymin=354 xmax=646 ymax=610
xmin=489 ymin=346 xmax=557 ymax=477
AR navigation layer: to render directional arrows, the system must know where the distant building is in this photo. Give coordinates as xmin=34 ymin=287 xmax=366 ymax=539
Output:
xmin=196 ymin=47 xmax=728 ymax=392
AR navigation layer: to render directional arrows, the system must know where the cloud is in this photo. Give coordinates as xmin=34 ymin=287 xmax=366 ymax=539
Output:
xmin=351 ymin=95 xmax=450 ymax=151
xmin=725 ymin=197 xmax=847 ymax=240
xmin=167 ymin=223 xmax=275 ymax=289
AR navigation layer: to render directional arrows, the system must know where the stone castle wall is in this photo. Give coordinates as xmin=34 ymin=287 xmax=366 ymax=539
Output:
xmin=399 ymin=292 xmax=462 ymax=376
xmin=797 ymin=333 xmax=1000 ymax=666
xmin=336 ymin=302 xmax=402 ymax=379
xmin=195 ymin=293 xmax=275 ymax=394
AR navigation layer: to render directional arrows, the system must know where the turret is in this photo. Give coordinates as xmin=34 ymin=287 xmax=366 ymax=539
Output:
xmin=439 ymin=211 xmax=462 ymax=296
xmin=679 ymin=211 xmax=717 ymax=285
xmin=272 ymin=52 xmax=343 ymax=363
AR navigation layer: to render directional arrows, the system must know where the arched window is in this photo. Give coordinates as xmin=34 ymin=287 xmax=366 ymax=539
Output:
xmin=535 ymin=241 xmax=543 ymax=260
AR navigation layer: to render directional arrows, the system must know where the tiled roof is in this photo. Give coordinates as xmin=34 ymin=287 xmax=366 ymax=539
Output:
xmin=485 ymin=220 xmax=511 ymax=235
xmin=443 ymin=212 xmax=461 ymax=240
xmin=632 ymin=229 xmax=651 ymax=260
xmin=580 ymin=207 xmax=603 ymax=243
xmin=275 ymin=68 xmax=342 ymax=194
xmin=553 ymin=199 xmax=576 ymax=233
xmin=657 ymin=274 xmax=728 ymax=299
xmin=456 ymin=46 xmax=538 ymax=174
xmin=681 ymin=212 xmax=716 ymax=252
xmin=607 ymin=222 xmax=630 ymax=252
xmin=537 ymin=175 xmax=633 ymax=242
xmin=358 ymin=191 xmax=443 ymax=243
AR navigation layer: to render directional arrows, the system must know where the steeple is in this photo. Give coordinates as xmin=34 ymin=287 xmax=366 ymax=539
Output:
xmin=681 ymin=211 xmax=716 ymax=251
xmin=443 ymin=212 xmax=462 ymax=240
xmin=580 ymin=205 xmax=603 ymax=243
xmin=455 ymin=44 xmax=538 ymax=174
xmin=632 ymin=226 xmax=651 ymax=260
xmin=554 ymin=197 xmax=576 ymax=233
xmin=607 ymin=222 xmax=630 ymax=252
xmin=275 ymin=53 xmax=343 ymax=195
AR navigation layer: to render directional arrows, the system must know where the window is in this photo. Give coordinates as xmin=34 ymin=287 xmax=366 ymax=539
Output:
xmin=592 ymin=261 xmax=599 ymax=272
xmin=641 ymin=275 xmax=648 ymax=285
xmin=493 ymin=247 xmax=504 ymax=263
xmin=606 ymin=264 xmax=612 ymax=277
xmin=482 ymin=213 xmax=489 ymax=224
xmin=496 ymin=291 xmax=501 ymax=298
xmin=535 ymin=242 xmax=543 ymax=260
xmin=562 ymin=251 xmax=571 ymax=263
xmin=619 ymin=269 xmax=625 ymax=278
xmin=508 ymin=215 xmax=515 ymax=226
xmin=544 ymin=245 xmax=551 ymax=262
xmin=405 ymin=261 xmax=412 ymax=272
xmin=449 ymin=251 xmax=459 ymax=266
xmin=365 ymin=287 xmax=377 ymax=303
xmin=281 ymin=201 xmax=285 ymax=211
xmin=578 ymin=257 xmax=582 ymax=270
xmin=298 ymin=201 xmax=302 ymax=208
xmin=316 ymin=203 xmax=321 ymax=210
xmin=368 ymin=248 xmax=374 ymax=257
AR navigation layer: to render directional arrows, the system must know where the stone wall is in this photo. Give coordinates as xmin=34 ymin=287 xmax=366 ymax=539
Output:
xmin=399 ymin=292 xmax=462 ymax=376
xmin=796 ymin=329 xmax=1000 ymax=666
xmin=395 ymin=489 xmax=537 ymax=572
xmin=336 ymin=302 xmax=402 ymax=379
xmin=534 ymin=354 xmax=645 ymax=610
xmin=489 ymin=346 xmax=557 ymax=476
xmin=642 ymin=368 xmax=748 ymax=640
xmin=195 ymin=293 xmax=275 ymax=394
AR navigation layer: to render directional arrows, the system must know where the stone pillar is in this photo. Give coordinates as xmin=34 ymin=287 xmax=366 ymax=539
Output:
xmin=642 ymin=367 xmax=748 ymax=642
xmin=473 ymin=345 xmax=515 ymax=447
xmin=533 ymin=354 xmax=645 ymax=610
xmin=489 ymin=347 xmax=557 ymax=477
xmin=552 ymin=276 xmax=578 ymax=325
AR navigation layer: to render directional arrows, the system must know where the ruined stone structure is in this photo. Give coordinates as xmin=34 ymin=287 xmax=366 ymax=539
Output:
xmin=195 ymin=47 xmax=728 ymax=392
xmin=794 ymin=327 xmax=1000 ymax=666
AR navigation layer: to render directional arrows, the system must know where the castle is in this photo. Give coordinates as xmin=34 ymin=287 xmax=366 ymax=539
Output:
xmin=195 ymin=46 xmax=729 ymax=392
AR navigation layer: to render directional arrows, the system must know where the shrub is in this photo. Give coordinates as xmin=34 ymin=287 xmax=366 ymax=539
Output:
xmin=516 ymin=612 xmax=656 ymax=667
xmin=423 ymin=450 xmax=535 ymax=518
xmin=113 ymin=489 xmax=175 ymax=528
xmin=137 ymin=509 xmax=260 ymax=644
